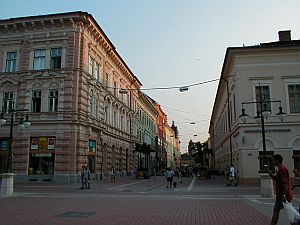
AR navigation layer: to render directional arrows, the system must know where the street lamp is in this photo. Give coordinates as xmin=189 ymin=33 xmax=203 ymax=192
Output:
xmin=0 ymin=108 xmax=31 ymax=195
xmin=239 ymin=100 xmax=285 ymax=169
xmin=0 ymin=109 xmax=31 ymax=173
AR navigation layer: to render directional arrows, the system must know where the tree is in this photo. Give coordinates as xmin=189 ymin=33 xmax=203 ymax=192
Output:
xmin=188 ymin=140 xmax=195 ymax=155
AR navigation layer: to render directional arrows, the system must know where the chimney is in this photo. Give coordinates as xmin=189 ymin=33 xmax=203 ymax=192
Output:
xmin=278 ymin=30 xmax=291 ymax=41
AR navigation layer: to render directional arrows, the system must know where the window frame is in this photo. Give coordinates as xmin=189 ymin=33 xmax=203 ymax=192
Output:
xmin=287 ymin=84 xmax=300 ymax=114
xmin=33 ymin=49 xmax=46 ymax=70
xmin=2 ymin=91 xmax=15 ymax=112
xmin=5 ymin=52 xmax=17 ymax=72
xmin=48 ymin=89 xmax=59 ymax=112
xmin=32 ymin=90 xmax=42 ymax=112
xmin=50 ymin=48 xmax=62 ymax=69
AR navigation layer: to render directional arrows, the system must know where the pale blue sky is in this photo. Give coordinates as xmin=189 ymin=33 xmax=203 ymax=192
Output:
xmin=1 ymin=0 xmax=300 ymax=152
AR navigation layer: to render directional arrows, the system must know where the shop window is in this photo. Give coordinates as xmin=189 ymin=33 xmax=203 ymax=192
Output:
xmin=29 ymin=137 xmax=55 ymax=175
xmin=29 ymin=153 xmax=54 ymax=175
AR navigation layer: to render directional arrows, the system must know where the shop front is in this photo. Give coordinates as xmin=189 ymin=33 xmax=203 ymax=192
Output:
xmin=27 ymin=136 xmax=55 ymax=182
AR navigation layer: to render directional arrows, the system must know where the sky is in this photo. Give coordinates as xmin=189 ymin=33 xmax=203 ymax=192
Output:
xmin=1 ymin=0 xmax=300 ymax=152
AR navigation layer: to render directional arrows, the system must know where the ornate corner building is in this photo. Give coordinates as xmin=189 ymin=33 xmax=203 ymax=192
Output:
xmin=0 ymin=11 xmax=144 ymax=183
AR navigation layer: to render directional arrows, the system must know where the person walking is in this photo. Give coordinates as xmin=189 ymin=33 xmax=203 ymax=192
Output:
xmin=82 ymin=166 xmax=90 ymax=189
xmin=86 ymin=165 xmax=91 ymax=189
xmin=110 ymin=166 xmax=116 ymax=182
xmin=226 ymin=164 xmax=236 ymax=186
xmin=80 ymin=166 xmax=85 ymax=189
xmin=266 ymin=154 xmax=293 ymax=225
xmin=166 ymin=167 xmax=174 ymax=188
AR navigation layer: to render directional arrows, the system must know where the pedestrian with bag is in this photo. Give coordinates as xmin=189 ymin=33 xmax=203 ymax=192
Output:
xmin=266 ymin=154 xmax=293 ymax=225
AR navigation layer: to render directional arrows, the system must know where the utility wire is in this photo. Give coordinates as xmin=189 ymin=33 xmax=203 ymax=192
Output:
xmin=102 ymin=78 xmax=220 ymax=91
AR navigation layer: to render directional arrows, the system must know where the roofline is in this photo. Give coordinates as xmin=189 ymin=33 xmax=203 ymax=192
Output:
xmin=209 ymin=40 xmax=300 ymax=131
xmin=0 ymin=11 xmax=142 ymax=86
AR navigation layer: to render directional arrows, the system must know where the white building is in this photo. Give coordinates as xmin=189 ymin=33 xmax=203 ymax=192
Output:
xmin=209 ymin=31 xmax=300 ymax=183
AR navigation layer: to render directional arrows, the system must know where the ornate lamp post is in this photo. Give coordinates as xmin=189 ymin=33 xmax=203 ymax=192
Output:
xmin=0 ymin=108 xmax=31 ymax=194
xmin=239 ymin=95 xmax=285 ymax=197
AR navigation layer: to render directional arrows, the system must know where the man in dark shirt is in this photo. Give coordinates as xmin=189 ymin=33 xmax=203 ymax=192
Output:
xmin=267 ymin=154 xmax=293 ymax=225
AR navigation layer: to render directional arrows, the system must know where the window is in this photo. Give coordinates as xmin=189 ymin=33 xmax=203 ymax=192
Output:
xmin=50 ymin=48 xmax=62 ymax=69
xmin=89 ymin=57 xmax=94 ymax=76
xmin=95 ymin=63 xmax=100 ymax=80
xmin=104 ymin=73 xmax=109 ymax=87
xmin=113 ymin=110 xmax=117 ymax=127
xmin=288 ymin=84 xmax=300 ymax=113
xmin=2 ymin=91 xmax=14 ymax=112
xmin=89 ymin=90 xmax=94 ymax=115
xmin=94 ymin=97 xmax=99 ymax=118
xmin=255 ymin=85 xmax=271 ymax=112
xmin=49 ymin=89 xmax=58 ymax=112
xmin=120 ymin=115 xmax=124 ymax=131
xmin=33 ymin=49 xmax=46 ymax=70
xmin=113 ymin=81 xmax=117 ymax=96
xmin=5 ymin=52 xmax=17 ymax=72
xmin=32 ymin=90 xmax=42 ymax=112
xmin=104 ymin=105 xmax=109 ymax=123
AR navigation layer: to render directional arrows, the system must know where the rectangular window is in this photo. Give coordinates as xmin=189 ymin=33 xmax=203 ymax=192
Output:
xmin=50 ymin=48 xmax=62 ymax=69
xmin=113 ymin=111 xmax=117 ymax=127
xmin=255 ymin=85 xmax=271 ymax=112
xmin=104 ymin=73 xmax=109 ymax=87
xmin=113 ymin=81 xmax=117 ymax=96
xmin=104 ymin=106 xmax=109 ymax=123
xmin=288 ymin=84 xmax=300 ymax=113
xmin=95 ymin=63 xmax=100 ymax=80
xmin=33 ymin=49 xmax=46 ymax=70
xmin=3 ymin=91 xmax=14 ymax=112
xmin=32 ymin=90 xmax=42 ymax=112
xmin=120 ymin=115 xmax=124 ymax=131
xmin=5 ymin=52 xmax=17 ymax=72
xmin=49 ymin=89 xmax=58 ymax=112
xmin=89 ymin=57 xmax=94 ymax=76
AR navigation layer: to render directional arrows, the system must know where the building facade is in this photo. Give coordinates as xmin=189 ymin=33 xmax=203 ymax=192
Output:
xmin=135 ymin=92 xmax=158 ymax=175
xmin=154 ymin=103 xmax=167 ymax=173
xmin=209 ymin=31 xmax=300 ymax=183
xmin=0 ymin=11 xmax=145 ymax=183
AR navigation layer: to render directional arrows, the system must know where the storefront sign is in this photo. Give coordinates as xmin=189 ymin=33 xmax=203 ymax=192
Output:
xmin=32 ymin=153 xmax=52 ymax=157
xmin=89 ymin=140 xmax=96 ymax=152
xmin=0 ymin=139 xmax=9 ymax=151
xmin=48 ymin=138 xmax=55 ymax=150
xmin=31 ymin=137 xmax=56 ymax=150
xmin=38 ymin=137 xmax=48 ymax=150
xmin=31 ymin=138 xmax=38 ymax=150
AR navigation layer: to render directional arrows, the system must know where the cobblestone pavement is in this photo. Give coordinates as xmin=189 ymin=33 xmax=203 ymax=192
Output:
xmin=1 ymin=175 xmax=299 ymax=225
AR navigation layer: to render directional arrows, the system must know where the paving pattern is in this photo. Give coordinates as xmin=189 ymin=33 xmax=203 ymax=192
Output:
xmin=1 ymin=175 xmax=298 ymax=225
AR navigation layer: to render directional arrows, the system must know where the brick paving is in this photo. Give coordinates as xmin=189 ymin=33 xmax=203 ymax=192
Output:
xmin=0 ymin=175 xmax=298 ymax=225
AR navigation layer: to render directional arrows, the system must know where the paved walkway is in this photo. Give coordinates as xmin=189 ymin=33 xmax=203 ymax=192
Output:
xmin=0 ymin=175 xmax=298 ymax=225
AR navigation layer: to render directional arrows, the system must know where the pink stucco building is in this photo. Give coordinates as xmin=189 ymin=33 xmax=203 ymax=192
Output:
xmin=0 ymin=11 xmax=142 ymax=183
